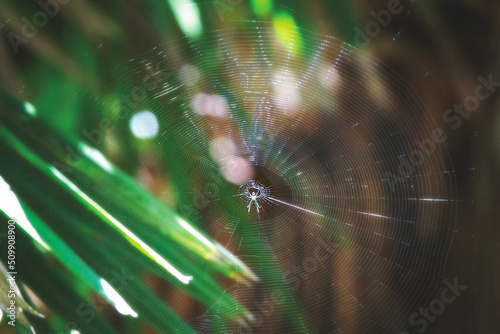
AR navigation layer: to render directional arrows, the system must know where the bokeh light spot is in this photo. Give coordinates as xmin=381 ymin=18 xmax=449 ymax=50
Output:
xmin=273 ymin=11 xmax=302 ymax=51
xmin=130 ymin=111 xmax=159 ymax=139
xmin=168 ymin=0 xmax=203 ymax=38
xmin=251 ymin=0 xmax=273 ymax=16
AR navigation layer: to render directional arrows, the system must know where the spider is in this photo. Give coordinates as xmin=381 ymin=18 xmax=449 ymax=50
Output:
xmin=246 ymin=188 xmax=262 ymax=213
xmin=237 ymin=180 xmax=271 ymax=215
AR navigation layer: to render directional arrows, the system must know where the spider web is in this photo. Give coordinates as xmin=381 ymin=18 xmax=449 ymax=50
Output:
xmin=87 ymin=22 xmax=457 ymax=333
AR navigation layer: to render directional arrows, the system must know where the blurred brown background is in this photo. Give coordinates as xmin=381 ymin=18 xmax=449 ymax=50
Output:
xmin=1 ymin=0 xmax=499 ymax=333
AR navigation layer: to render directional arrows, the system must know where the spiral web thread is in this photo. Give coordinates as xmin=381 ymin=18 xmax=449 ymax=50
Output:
xmin=95 ymin=23 xmax=457 ymax=333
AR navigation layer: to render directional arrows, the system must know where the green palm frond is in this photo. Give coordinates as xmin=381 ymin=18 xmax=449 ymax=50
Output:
xmin=0 ymin=91 xmax=256 ymax=333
